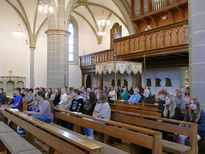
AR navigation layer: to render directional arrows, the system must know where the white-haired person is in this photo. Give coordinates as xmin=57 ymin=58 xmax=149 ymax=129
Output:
xmin=139 ymin=89 xmax=153 ymax=104
xmin=128 ymin=88 xmax=141 ymax=103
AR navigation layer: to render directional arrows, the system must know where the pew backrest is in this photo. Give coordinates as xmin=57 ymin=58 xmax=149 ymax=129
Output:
xmin=0 ymin=122 xmax=42 ymax=154
xmin=111 ymin=109 xmax=198 ymax=154
xmin=54 ymin=108 xmax=163 ymax=154
xmin=3 ymin=109 xmax=104 ymax=154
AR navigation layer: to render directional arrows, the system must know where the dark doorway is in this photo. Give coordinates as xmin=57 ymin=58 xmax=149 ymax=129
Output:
xmin=86 ymin=75 xmax=92 ymax=88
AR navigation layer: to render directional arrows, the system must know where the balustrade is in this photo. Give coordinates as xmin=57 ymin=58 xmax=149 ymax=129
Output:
xmin=80 ymin=49 xmax=114 ymax=67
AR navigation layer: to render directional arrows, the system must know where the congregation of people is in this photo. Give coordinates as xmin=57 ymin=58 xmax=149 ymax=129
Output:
xmin=0 ymin=85 xmax=204 ymax=146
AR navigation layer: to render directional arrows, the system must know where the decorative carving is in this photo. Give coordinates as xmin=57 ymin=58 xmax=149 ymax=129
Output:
xmin=115 ymin=22 xmax=187 ymax=56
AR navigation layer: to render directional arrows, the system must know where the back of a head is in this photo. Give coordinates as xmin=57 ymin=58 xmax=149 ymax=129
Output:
xmin=98 ymin=92 xmax=108 ymax=104
xmin=14 ymin=88 xmax=21 ymax=94
xmin=73 ymin=89 xmax=80 ymax=95
xmin=37 ymin=91 xmax=45 ymax=99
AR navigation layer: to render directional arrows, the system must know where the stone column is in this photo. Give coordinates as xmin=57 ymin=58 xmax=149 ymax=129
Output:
xmin=30 ymin=46 xmax=35 ymax=88
xmin=46 ymin=0 xmax=69 ymax=88
xmin=189 ymin=0 xmax=205 ymax=109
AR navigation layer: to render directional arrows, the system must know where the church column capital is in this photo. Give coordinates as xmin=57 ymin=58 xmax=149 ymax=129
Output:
xmin=29 ymin=46 xmax=36 ymax=49
xmin=45 ymin=29 xmax=71 ymax=37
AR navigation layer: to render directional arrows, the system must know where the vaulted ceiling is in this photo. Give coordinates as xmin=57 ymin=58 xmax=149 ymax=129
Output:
xmin=3 ymin=0 xmax=134 ymax=45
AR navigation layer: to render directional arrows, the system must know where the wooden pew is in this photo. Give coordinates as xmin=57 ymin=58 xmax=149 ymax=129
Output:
xmin=111 ymin=109 xmax=198 ymax=154
xmin=110 ymin=103 xmax=161 ymax=117
xmin=0 ymin=121 xmax=41 ymax=154
xmin=22 ymin=101 xmax=28 ymax=112
xmin=114 ymin=101 xmax=186 ymax=119
xmin=54 ymin=108 xmax=163 ymax=154
xmin=116 ymin=100 xmax=159 ymax=108
xmin=3 ymin=108 xmax=104 ymax=154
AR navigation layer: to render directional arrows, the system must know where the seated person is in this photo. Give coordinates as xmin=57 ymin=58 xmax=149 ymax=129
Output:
xmin=24 ymin=91 xmax=54 ymax=123
xmin=27 ymin=88 xmax=35 ymax=103
xmin=121 ymin=87 xmax=128 ymax=101
xmin=56 ymin=87 xmax=68 ymax=108
xmin=70 ymin=89 xmax=84 ymax=113
xmin=59 ymin=87 xmax=74 ymax=110
xmin=162 ymin=95 xmax=181 ymax=140
xmin=178 ymin=98 xmax=205 ymax=145
xmin=158 ymin=91 xmax=166 ymax=111
xmin=0 ymin=88 xmax=23 ymax=116
xmin=162 ymin=95 xmax=181 ymax=120
xmin=93 ymin=92 xmax=111 ymax=120
xmin=139 ymin=89 xmax=153 ymax=104
xmin=0 ymin=88 xmax=6 ymax=105
xmin=23 ymin=89 xmax=30 ymax=101
xmin=175 ymin=89 xmax=186 ymax=108
xmin=128 ymin=88 xmax=141 ymax=103
xmin=83 ymin=92 xmax=97 ymax=139
xmin=108 ymin=86 xmax=115 ymax=103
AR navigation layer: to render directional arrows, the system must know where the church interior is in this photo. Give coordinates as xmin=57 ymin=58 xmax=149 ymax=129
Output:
xmin=0 ymin=0 xmax=205 ymax=153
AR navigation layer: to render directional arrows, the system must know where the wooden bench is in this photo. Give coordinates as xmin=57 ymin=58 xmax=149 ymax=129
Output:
xmin=111 ymin=109 xmax=198 ymax=154
xmin=0 ymin=121 xmax=41 ymax=154
xmin=51 ymin=123 xmax=128 ymax=154
xmin=54 ymin=108 xmax=163 ymax=154
xmin=110 ymin=103 xmax=161 ymax=117
xmin=116 ymin=100 xmax=159 ymax=108
xmin=3 ymin=109 xmax=104 ymax=154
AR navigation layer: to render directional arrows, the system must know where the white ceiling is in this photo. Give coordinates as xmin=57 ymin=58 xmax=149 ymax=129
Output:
xmin=3 ymin=0 xmax=132 ymax=44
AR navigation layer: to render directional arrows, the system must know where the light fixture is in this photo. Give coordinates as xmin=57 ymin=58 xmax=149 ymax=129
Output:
xmin=38 ymin=0 xmax=54 ymax=14
xmin=97 ymin=10 xmax=110 ymax=36
xmin=162 ymin=16 xmax=168 ymax=20
xmin=13 ymin=24 xmax=25 ymax=37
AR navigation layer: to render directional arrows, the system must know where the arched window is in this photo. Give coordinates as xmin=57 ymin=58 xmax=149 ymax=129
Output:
xmin=68 ymin=17 xmax=78 ymax=64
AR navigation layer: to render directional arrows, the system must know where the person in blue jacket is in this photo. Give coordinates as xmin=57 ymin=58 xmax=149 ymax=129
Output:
xmin=128 ymin=88 xmax=141 ymax=103
xmin=0 ymin=88 xmax=23 ymax=116
xmin=178 ymin=98 xmax=205 ymax=144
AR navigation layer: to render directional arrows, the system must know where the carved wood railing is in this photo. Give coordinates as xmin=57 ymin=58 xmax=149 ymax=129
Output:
xmin=114 ymin=20 xmax=188 ymax=58
xmin=80 ymin=49 xmax=114 ymax=67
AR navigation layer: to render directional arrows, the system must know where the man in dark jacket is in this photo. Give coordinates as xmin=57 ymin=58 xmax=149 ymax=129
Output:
xmin=0 ymin=88 xmax=6 ymax=105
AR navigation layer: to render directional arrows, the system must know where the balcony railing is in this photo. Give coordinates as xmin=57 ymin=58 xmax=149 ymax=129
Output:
xmin=80 ymin=49 xmax=114 ymax=67
xmin=114 ymin=20 xmax=188 ymax=57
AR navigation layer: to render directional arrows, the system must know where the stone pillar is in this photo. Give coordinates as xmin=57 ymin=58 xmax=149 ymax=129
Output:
xmin=30 ymin=47 xmax=35 ymax=88
xmin=46 ymin=0 xmax=69 ymax=88
xmin=189 ymin=0 xmax=205 ymax=109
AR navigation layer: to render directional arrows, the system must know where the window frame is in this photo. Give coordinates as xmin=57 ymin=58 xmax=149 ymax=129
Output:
xmin=68 ymin=17 xmax=79 ymax=65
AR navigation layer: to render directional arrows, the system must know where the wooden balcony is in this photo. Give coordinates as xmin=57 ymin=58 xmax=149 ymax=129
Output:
xmin=114 ymin=20 xmax=188 ymax=60
xmin=132 ymin=0 xmax=188 ymax=21
xmin=80 ymin=21 xmax=188 ymax=72
xmin=80 ymin=49 xmax=114 ymax=73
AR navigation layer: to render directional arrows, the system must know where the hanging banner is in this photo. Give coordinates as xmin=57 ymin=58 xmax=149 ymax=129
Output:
xmin=96 ymin=61 xmax=142 ymax=75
